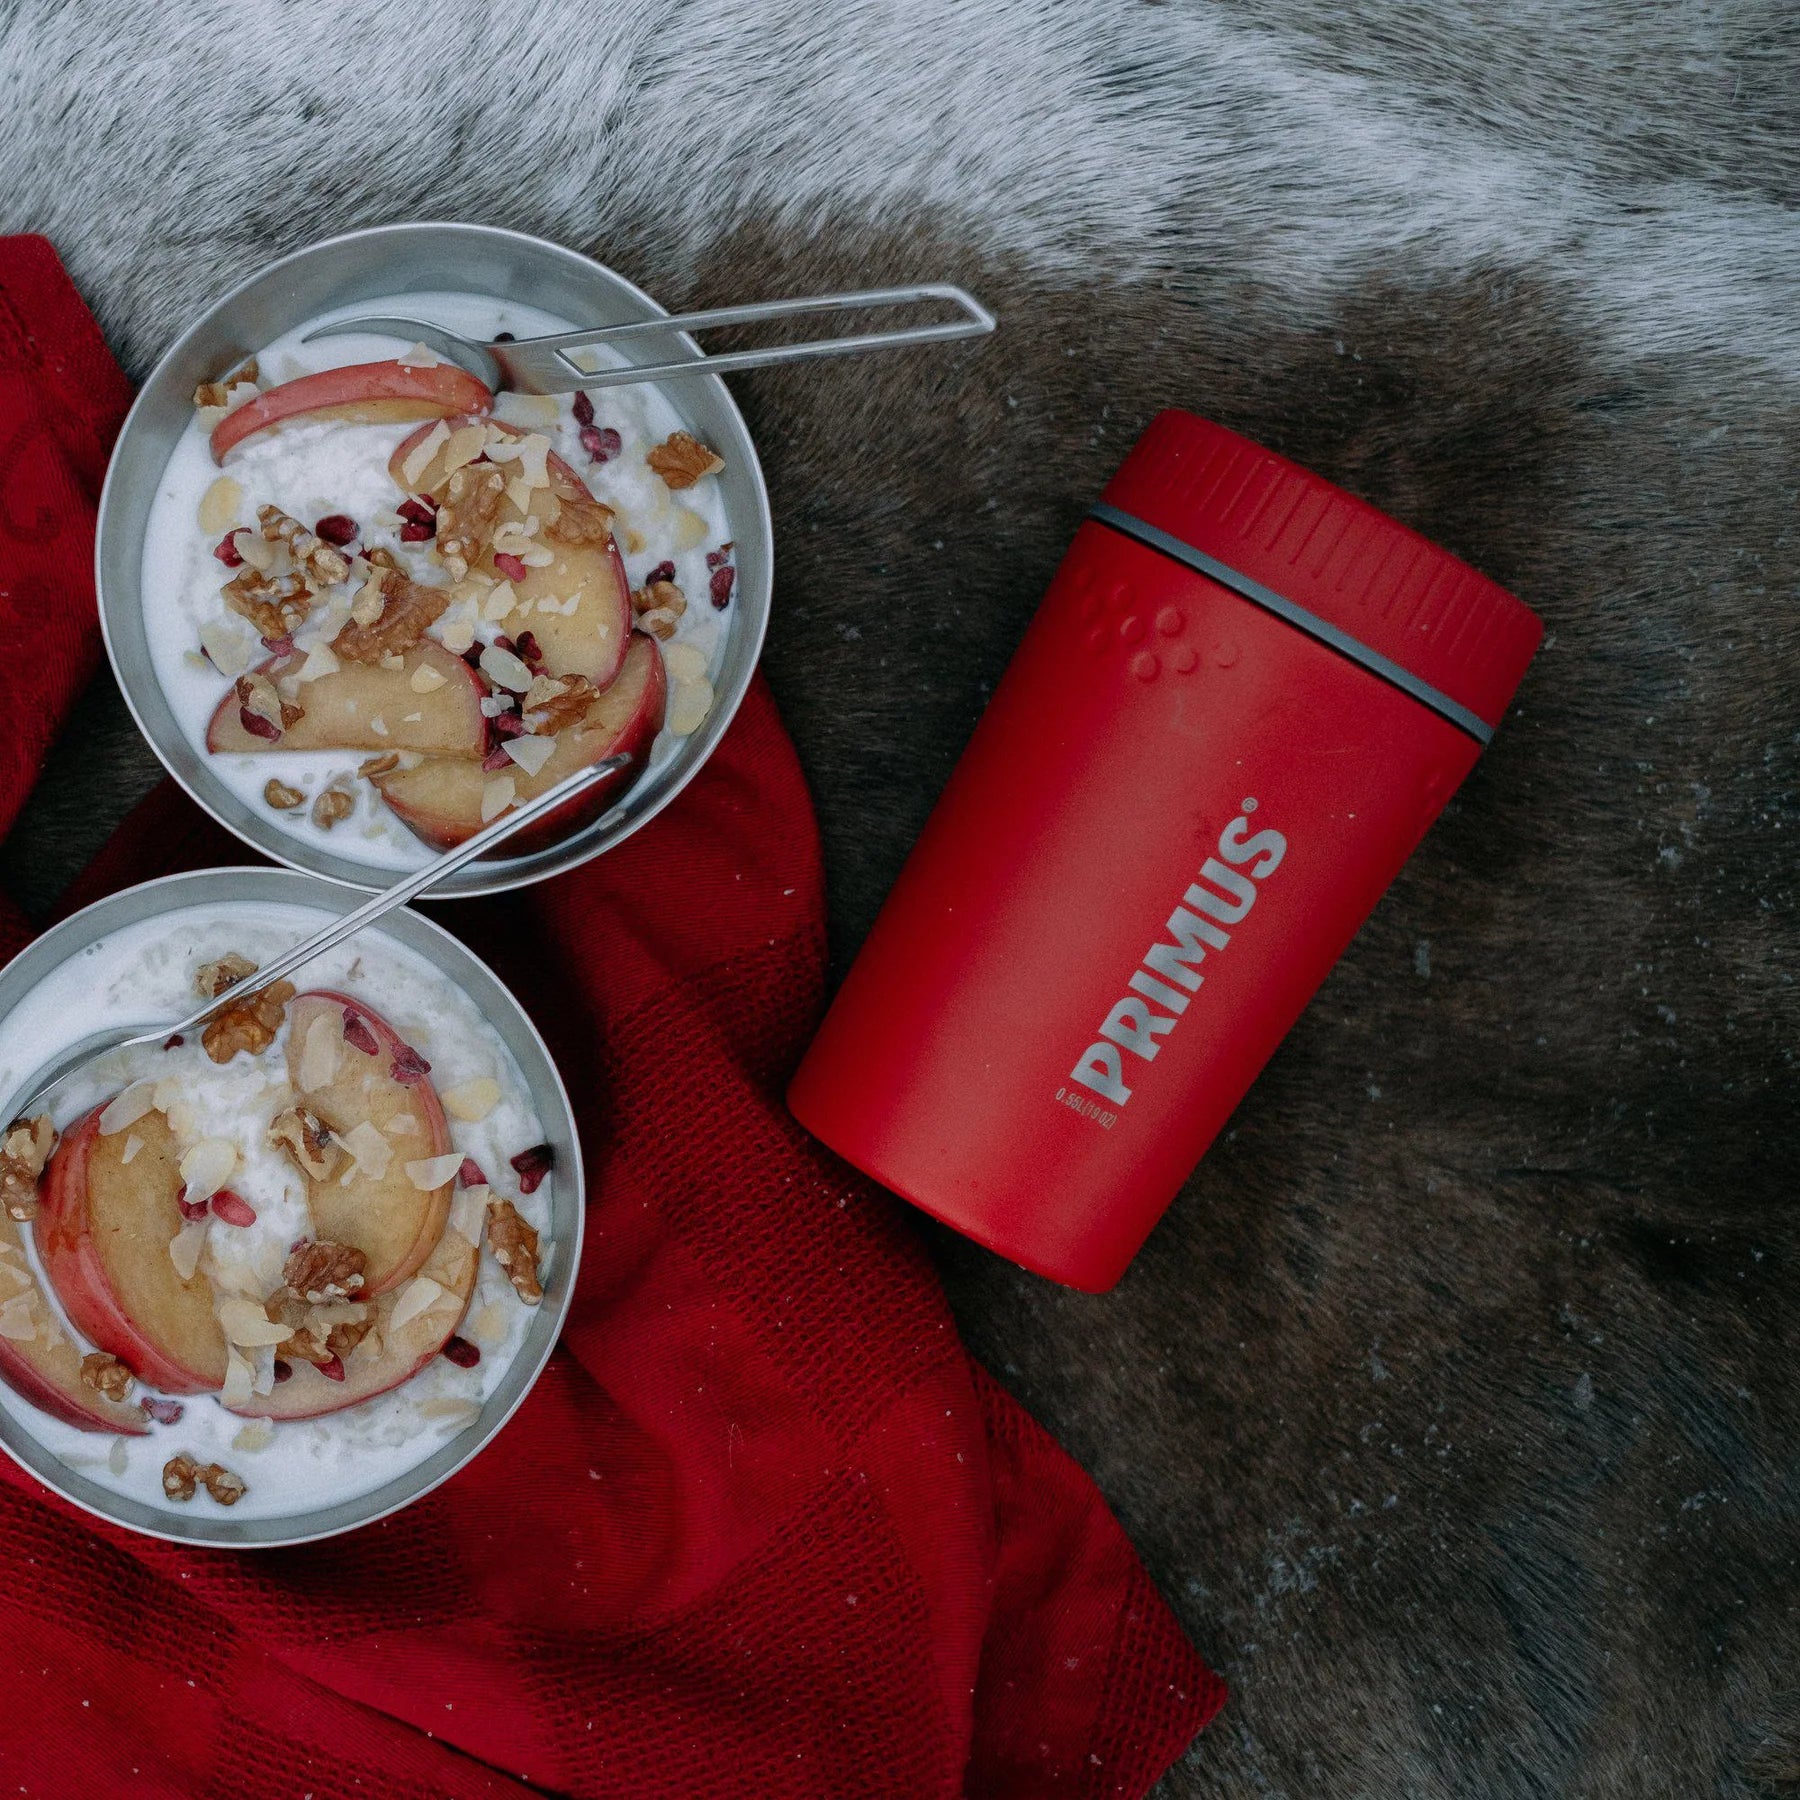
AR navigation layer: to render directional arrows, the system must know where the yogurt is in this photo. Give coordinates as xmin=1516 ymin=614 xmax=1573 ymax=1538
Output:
xmin=0 ymin=901 xmax=552 ymax=1522
xmin=140 ymin=290 xmax=736 ymax=872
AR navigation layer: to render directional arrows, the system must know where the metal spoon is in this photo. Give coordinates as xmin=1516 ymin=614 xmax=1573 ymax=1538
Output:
xmin=4 ymin=754 xmax=629 ymax=1125
xmin=302 ymin=283 xmax=995 ymax=394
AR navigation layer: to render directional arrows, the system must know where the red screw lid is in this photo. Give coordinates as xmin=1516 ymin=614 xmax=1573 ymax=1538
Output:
xmin=1099 ymin=411 xmax=1542 ymax=734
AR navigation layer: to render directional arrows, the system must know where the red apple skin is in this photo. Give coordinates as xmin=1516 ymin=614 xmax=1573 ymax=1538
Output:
xmin=38 ymin=1106 xmax=226 ymax=1396
xmin=0 ymin=1215 xmax=148 ymax=1435
xmin=285 ymin=991 xmax=452 ymax=1297
xmin=211 ymin=361 xmax=492 ymax=462
xmin=372 ymin=633 xmax=667 ymax=852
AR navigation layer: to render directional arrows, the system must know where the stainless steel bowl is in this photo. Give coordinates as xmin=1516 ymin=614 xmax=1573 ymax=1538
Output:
xmin=0 ymin=867 xmax=584 ymax=1546
xmin=96 ymin=223 xmax=773 ymax=897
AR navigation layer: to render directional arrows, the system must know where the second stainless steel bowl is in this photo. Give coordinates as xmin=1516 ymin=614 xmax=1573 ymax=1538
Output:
xmin=96 ymin=222 xmax=773 ymax=898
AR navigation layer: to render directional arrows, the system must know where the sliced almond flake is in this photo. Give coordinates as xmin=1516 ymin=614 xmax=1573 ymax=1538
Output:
xmin=178 ymin=1137 xmax=237 ymax=1202
xmin=369 ymin=715 xmax=389 ymax=737
xmin=398 ymin=340 xmax=442 ymax=369
xmin=483 ymin=429 xmax=524 ymax=461
xmin=232 ymin=1418 xmax=274 ymax=1453
xmin=299 ymin=640 xmax=341 ymax=682
xmin=448 ymin=1183 xmax=489 ymax=1244
xmin=108 ymin=1435 xmax=130 ymax=1476
xmin=0 ymin=1259 xmax=31 ymax=1291
xmin=671 ymin=505 xmax=707 ymax=551
xmin=663 ymin=641 xmax=707 ymax=684
xmin=504 ymin=476 xmax=536 ymax=517
xmin=470 ymin=1298 xmax=510 ymax=1345
xmin=405 ymin=1151 xmax=464 ymax=1192
xmin=400 ymin=420 xmax=450 ymax=488
xmin=339 ymin=1119 xmax=393 ymax=1181
xmin=480 ymin=775 xmax=517 ymax=824
xmin=440 ymin=613 xmax=476 ymax=654
xmin=199 ymin=619 xmax=253 ymax=679
xmin=197 ymin=474 xmax=243 ymax=536
xmin=492 ymin=392 xmax=559 ymax=428
xmin=515 ymin=434 xmax=551 ymax=489
xmin=503 ymin=734 xmax=556 ymax=777
xmin=409 ymin=662 xmax=448 ymax=694
xmin=221 ymin=1347 xmax=254 ymax=1408
xmin=519 ymin=548 xmax=555 ymax=568
xmin=479 ymin=644 xmax=533 ymax=693
xmin=441 ymin=422 xmax=487 ymax=475
xmin=99 ymin=1082 xmax=157 ymax=1136
xmin=120 ymin=1133 xmax=144 ymax=1166
xmin=383 ymin=1112 xmax=421 ymax=1137
xmin=441 ymin=1076 xmax=501 ymax=1123
xmin=0 ymin=1291 xmax=35 ymax=1341
xmin=380 ymin=653 xmax=405 ymax=672
xmin=421 ymin=1398 xmax=481 ymax=1430
xmin=250 ymin=1344 xmax=275 ymax=1395
xmin=402 ymin=710 xmax=422 ymax=724
xmin=667 ymin=677 xmax=714 ymax=737
xmin=389 ymin=1275 xmax=448 ymax=1332
xmin=217 ymin=1296 xmax=291 ymax=1348
xmin=298 ymin=1010 xmax=343 ymax=1092
xmin=236 ymin=528 xmax=280 ymax=574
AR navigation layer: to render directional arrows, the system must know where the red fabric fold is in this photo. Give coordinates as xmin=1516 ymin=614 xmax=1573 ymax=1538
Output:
xmin=0 ymin=236 xmax=1223 ymax=1798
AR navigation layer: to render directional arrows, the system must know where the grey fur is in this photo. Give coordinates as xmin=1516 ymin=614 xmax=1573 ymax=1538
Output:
xmin=1 ymin=2 xmax=1797 ymax=1793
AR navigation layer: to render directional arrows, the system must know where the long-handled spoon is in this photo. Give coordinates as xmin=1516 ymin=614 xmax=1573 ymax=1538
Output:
xmin=303 ymin=284 xmax=995 ymax=394
xmin=4 ymin=755 xmax=629 ymax=1124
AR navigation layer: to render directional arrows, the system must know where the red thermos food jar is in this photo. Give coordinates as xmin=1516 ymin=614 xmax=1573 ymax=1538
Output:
xmin=788 ymin=411 xmax=1542 ymax=1291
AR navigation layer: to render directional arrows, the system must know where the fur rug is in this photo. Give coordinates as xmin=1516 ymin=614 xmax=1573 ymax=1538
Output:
xmin=2 ymin=2 xmax=1797 ymax=1793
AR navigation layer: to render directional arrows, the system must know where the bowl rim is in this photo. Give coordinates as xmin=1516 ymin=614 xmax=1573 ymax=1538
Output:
xmin=0 ymin=864 xmax=585 ymax=1547
xmin=95 ymin=219 xmax=773 ymax=898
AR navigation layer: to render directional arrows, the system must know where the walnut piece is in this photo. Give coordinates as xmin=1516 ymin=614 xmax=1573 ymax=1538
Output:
xmin=544 ymin=467 xmax=614 ymax=546
xmin=222 ymin=567 xmax=311 ymax=641
xmin=258 ymin=504 xmax=351 ymax=589
xmin=0 ymin=1114 xmax=54 ymax=1221
xmin=80 ymin=1351 xmax=133 ymax=1402
xmin=633 ymin=577 xmax=687 ymax=620
xmin=164 ymin=1455 xmax=248 ymax=1504
xmin=162 ymin=1453 xmax=201 ymax=1500
xmin=520 ymin=672 xmax=600 ymax=735
xmin=283 ymin=1239 xmax=366 ymax=1303
xmin=358 ymin=752 xmax=402 ymax=780
xmin=267 ymin=1285 xmax=373 ymax=1366
xmin=331 ymin=569 xmax=448 ymax=663
xmin=311 ymin=786 xmax=354 ymax=830
xmin=486 ymin=1197 xmax=543 ymax=1304
xmin=192 ymin=358 xmax=259 ymax=409
xmin=201 ymin=978 xmax=296 ymax=1064
xmin=646 ymin=431 xmax=724 ymax=490
xmin=263 ymin=777 xmax=305 ymax=810
xmin=195 ymin=952 xmax=258 ymax=1000
xmin=234 ymin=671 xmax=305 ymax=738
xmin=269 ymin=1107 xmax=340 ymax=1181
xmin=436 ymin=462 xmax=507 ymax=575
xmin=202 ymin=1464 xmax=249 ymax=1505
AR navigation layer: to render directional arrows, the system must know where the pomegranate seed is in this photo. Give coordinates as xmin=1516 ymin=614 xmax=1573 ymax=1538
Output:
xmin=318 ymin=1355 xmax=347 ymax=1383
xmin=239 ymin=707 xmax=280 ymax=742
xmin=710 ymin=565 xmax=735 ymax=609
xmin=139 ymin=1396 xmax=184 ymax=1425
xmin=313 ymin=513 xmax=358 ymax=545
xmin=390 ymin=1043 xmax=431 ymax=1083
xmin=571 ymin=391 xmax=594 ymax=426
xmin=399 ymin=521 xmax=435 ymax=542
xmin=211 ymin=1190 xmax=257 ymax=1227
xmin=514 ymin=630 xmax=543 ymax=670
xmin=177 ymin=1190 xmax=208 ymax=1222
xmin=341 ymin=1010 xmax=379 ymax=1056
xmin=289 ymin=1237 xmax=307 ymax=1254
xmin=490 ymin=709 xmax=525 ymax=740
xmin=462 ymin=643 xmax=486 ymax=670
xmin=481 ymin=744 xmax=514 ymax=772
xmin=260 ymin=634 xmax=294 ymax=657
xmin=646 ymin=560 xmax=675 ymax=585
xmin=579 ymin=425 xmax=621 ymax=463
xmin=494 ymin=552 xmax=527 ymax=582
xmin=272 ymin=1359 xmax=293 ymax=1383
xmin=213 ymin=533 xmax=244 ymax=568
xmin=442 ymin=1336 xmax=481 ymax=1368
xmin=457 ymin=1157 xmax=487 ymax=1188
xmin=162 ymin=1034 xmax=183 ymax=1050
xmin=397 ymin=496 xmax=439 ymax=526
xmin=705 ymin=544 xmax=733 ymax=570
xmin=511 ymin=1144 xmax=554 ymax=1194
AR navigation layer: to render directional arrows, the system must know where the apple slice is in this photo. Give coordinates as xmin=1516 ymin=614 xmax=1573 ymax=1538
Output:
xmin=284 ymin=993 xmax=452 ymax=1297
xmin=0 ymin=1213 xmax=149 ymax=1434
xmin=229 ymin=1190 xmax=478 ymax=1421
xmin=390 ymin=417 xmax=631 ymax=688
xmin=39 ymin=1106 xmax=227 ymax=1396
xmin=205 ymin=641 xmax=485 ymax=757
xmin=211 ymin=360 xmax=492 ymax=463
xmin=370 ymin=632 xmax=666 ymax=852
